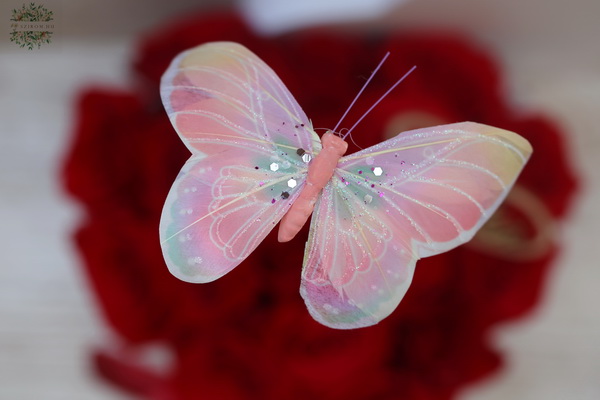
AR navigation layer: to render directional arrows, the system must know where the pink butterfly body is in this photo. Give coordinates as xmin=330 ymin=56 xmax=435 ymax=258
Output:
xmin=159 ymin=42 xmax=532 ymax=329
xmin=278 ymin=131 xmax=348 ymax=243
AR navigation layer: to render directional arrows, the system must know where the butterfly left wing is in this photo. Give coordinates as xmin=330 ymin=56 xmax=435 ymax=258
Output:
xmin=160 ymin=42 xmax=319 ymax=283
xmin=300 ymin=122 xmax=532 ymax=329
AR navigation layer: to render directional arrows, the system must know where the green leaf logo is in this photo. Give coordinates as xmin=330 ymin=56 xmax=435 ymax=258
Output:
xmin=9 ymin=2 xmax=55 ymax=50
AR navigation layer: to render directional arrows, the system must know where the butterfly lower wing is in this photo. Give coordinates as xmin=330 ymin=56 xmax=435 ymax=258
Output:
xmin=301 ymin=181 xmax=418 ymax=328
xmin=160 ymin=42 xmax=317 ymax=282
xmin=301 ymin=122 xmax=532 ymax=328
xmin=161 ymin=150 xmax=306 ymax=282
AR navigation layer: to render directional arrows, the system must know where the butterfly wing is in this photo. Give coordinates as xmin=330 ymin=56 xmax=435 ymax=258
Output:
xmin=160 ymin=42 xmax=319 ymax=283
xmin=300 ymin=122 xmax=532 ymax=328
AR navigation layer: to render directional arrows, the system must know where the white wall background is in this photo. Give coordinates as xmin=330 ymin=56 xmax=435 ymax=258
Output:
xmin=1 ymin=1 xmax=598 ymax=399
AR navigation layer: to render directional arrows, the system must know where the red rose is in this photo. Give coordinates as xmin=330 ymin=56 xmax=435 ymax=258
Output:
xmin=63 ymin=11 xmax=577 ymax=400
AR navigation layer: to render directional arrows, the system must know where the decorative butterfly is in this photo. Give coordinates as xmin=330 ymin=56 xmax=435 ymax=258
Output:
xmin=159 ymin=41 xmax=532 ymax=329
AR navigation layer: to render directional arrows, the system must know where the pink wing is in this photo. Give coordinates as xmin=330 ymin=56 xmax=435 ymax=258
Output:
xmin=160 ymin=42 xmax=319 ymax=282
xmin=301 ymin=122 xmax=532 ymax=328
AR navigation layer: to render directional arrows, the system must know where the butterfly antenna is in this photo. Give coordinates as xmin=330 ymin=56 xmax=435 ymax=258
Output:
xmin=348 ymin=133 xmax=364 ymax=151
xmin=332 ymin=52 xmax=390 ymax=135
xmin=342 ymin=65 xmax=416 ymax=140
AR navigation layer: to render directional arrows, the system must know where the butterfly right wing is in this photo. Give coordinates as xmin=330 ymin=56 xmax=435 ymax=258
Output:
xmin=301 ymin=122 xmax=532 ymax=328
xmin=160 ymin=42 xmax=318 ymax=282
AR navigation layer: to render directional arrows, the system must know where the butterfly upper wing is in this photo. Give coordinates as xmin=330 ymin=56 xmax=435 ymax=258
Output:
xmin=160 ymin=42 xmax=319 ymax=283
xmin=301 ymin=122 xmax=532 ymax=328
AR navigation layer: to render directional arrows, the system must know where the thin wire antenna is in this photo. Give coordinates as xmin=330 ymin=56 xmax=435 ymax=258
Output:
xmin=348 ymin=133 xmax=365 ymax=151
xmin=332 ymin=52 xmax=390 ymax=134
xmin=342 ymin=65 xmax=417 ymax=140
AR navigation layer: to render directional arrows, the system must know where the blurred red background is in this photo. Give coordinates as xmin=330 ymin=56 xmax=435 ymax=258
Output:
xmin=62 ymin=11 xmax=577 ymax=400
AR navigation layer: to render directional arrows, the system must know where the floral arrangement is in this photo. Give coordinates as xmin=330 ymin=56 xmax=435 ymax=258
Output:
xmin=63 ymin=12 xmax=577 ymax=400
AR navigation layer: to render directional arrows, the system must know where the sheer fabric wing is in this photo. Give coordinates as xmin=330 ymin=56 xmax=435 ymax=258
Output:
xmin=301 ymin=122 xmax=532 ymax=328
xmin=160 ymin=153 xmax=306 ymax=283
xmin=160 ymin=42 xmax=316 ymax=282
xmin=161 ymin=41 xmax=320 ymax=156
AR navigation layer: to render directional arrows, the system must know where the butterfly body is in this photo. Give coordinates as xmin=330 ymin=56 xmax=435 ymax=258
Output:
xmin=278 ymin=131 xmax=348 ymax=242
xmin=159 ymin=41 xmax=532 ymax=329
